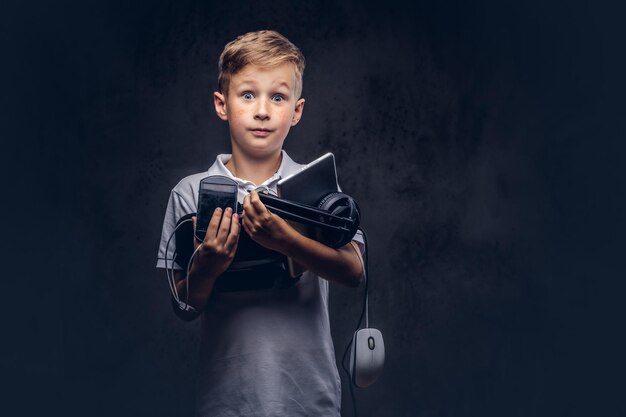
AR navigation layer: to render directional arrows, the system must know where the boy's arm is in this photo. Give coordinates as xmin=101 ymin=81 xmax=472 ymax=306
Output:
xmin=173 ymin=207 xmax=241 ymax=310
xmin=283 ymin=232 xmax=364 ymax=288
xmin=242 ymin=191 xmax=363 ymax=288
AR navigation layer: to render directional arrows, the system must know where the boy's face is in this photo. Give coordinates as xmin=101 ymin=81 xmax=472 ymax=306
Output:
xmin=214 ymin=62 xmax=305 ymax=159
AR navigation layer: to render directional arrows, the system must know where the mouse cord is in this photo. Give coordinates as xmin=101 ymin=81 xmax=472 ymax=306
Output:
xmin=360 ymin=227 xmax=370 ymax=330
xmin=341 ymin=226 xmax=369 ymax=417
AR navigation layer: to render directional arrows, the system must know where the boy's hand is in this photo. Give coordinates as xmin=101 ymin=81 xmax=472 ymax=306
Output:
xmin=242 ymin=190 xmax=297 ymax=253
xmin=190 ymin=207 xmax=240 ymax=279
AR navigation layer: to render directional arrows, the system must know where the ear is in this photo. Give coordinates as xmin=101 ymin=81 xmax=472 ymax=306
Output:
xmin=291 ymin=98 xmax=305 ymax=126
xmin=213 ymin=91 xmax=228 ymax=121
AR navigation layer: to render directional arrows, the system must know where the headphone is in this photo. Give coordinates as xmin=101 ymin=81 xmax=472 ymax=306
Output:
xmin=257 ymin=191 xmax=360 ymax=249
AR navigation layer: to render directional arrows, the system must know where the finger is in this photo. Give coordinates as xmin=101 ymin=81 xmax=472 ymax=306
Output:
xmin=216 ymin=207 xmax=233 ymax=242
xmin=205 ymin=207 xmax=223 ymax=242
xmin=241 ymin=209 xmax=249 ymax=230
xmin=241 ymin=212 xmax=253 ymax=236
xmin=225 ymin=213 xmax=241 ymax=253
xmin=249 ymin=190 xmax=269 ymax=215
xmin=242 ymin=193 xmax=257 ymax=218
xmin=250 ymin=191 xmax=273 ymax=227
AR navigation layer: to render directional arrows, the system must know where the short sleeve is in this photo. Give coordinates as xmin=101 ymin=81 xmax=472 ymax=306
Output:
xmin=351 ymin=228 xmax=366 ymax=256
xmin=156 ymin=190 xmax=196 ymax=270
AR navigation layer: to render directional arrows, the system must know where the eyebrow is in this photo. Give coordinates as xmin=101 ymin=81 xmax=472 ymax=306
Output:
xmin=235 ymin=80 xmax=291 ymax=90
xmin=274 ymin=81 xmax=290 ymax=89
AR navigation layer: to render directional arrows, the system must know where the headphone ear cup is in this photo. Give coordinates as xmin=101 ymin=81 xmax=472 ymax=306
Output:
xmin=316 ymin=192 xmax=360 ymax=248
xmin=317 ymin=192 xmax=343 ymax=212
xmin=318 ymin=192 xmax=359 ymax=218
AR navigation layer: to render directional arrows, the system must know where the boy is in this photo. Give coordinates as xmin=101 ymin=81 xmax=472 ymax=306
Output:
xmin=156 ymin=30 xmax=365 ymax=416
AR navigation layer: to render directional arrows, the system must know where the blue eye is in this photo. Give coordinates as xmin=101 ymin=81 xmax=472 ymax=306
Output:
xmin=272 ymin=95 xmax=284 ymax=102
xmin=243 ymin=92 xmax=254 ymax=100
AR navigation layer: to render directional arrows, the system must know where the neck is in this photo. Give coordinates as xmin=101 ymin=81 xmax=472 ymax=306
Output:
xmin=225 ymin=149 xmax=283 ymax=185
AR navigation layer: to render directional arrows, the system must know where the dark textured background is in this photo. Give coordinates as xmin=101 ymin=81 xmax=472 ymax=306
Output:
xmin=2 ymin=0 xmax=625 ymax=416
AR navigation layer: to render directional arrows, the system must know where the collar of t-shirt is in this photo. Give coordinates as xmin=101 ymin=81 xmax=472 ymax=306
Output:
xmin=206 ymin=150 xmax=302 ymax=195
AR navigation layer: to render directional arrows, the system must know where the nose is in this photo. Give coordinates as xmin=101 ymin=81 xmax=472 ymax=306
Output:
xmin=254 ymin=99 xmax=270 ymax=121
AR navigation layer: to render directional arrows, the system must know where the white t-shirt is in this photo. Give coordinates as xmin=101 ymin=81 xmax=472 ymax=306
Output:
xmin=156 ymin=151 xmax=364 ymax=417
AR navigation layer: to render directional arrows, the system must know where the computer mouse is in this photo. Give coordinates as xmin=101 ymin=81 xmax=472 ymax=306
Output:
xmin=349 ymin=328 xmax=385 ymax=388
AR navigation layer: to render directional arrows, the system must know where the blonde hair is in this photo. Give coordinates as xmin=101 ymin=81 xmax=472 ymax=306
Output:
xmin=218 ymin=30 xmax=305 ymax=98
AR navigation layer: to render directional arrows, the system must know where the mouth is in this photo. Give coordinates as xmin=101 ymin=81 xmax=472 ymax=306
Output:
xmin=250 ymin=128 xmax=273 ymax=137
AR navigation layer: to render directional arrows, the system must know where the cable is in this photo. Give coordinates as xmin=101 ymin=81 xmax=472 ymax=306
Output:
xmin=163 ymin=218 xmax=193 ymax=302
xmin=359 ymin=228 xmax=370 ymax=329
xmin=185 ymin=244 xmax=203 ymax=308
xmin=341 ymin=226 xmax=369 ymax=417
xmin=169 ymin=249 xmax=178 ymax=299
